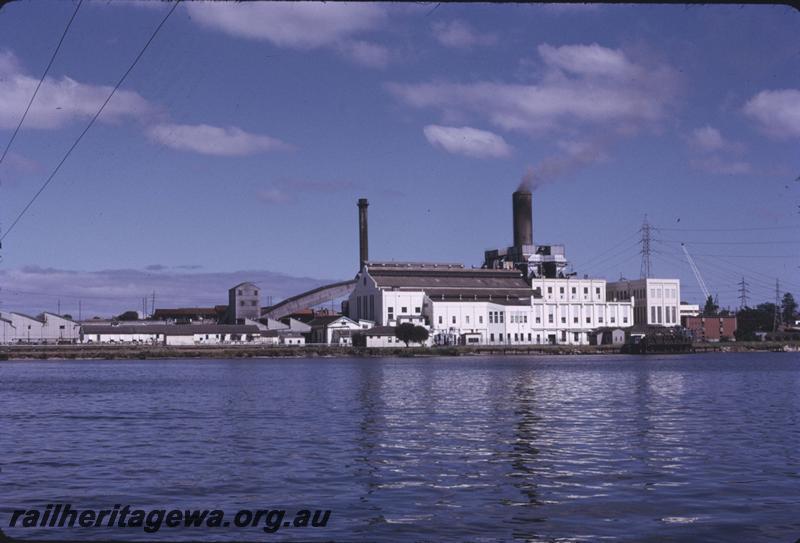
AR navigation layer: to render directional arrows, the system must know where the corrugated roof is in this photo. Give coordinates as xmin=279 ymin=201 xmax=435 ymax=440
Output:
xmin=368 ymin=266 xmax=531 ymax=291
xmin=366 ymin=261 xmax=465 ymax=269
xmin=153 ymin=307 xmax=219 ymax=317
xmin=8 ymin=312 xmax=44 ymax=323
xmin=364 ymin=326 xmax=396 ymax=336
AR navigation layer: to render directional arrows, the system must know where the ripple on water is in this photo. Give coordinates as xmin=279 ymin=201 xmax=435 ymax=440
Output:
xmin=1 ymin=354 xmax=799 ymax=542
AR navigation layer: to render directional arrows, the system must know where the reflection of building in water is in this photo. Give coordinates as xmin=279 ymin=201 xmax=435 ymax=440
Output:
xmin=507 ymin=375 xmax=546 ymax=541
xmin=353 ymin=361 xmax=386 ymax=518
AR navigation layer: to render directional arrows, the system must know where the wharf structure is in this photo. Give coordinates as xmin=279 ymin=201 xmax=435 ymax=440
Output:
xmin=346 ymin=188 xmax=636 ymax=346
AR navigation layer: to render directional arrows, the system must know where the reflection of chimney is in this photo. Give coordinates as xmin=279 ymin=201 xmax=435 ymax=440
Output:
xmin=512 ymin=189 xmax=533 ymax=247
xmin=358 ymin=198 xmax=369 ymax=270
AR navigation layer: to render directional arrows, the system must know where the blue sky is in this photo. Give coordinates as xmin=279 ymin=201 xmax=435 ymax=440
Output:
xmin=0 ymin=2 xmax=798 ymax=316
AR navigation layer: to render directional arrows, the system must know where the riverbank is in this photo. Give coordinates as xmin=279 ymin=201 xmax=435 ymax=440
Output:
xmin=1 ymin=341 xmax=798 ymax=360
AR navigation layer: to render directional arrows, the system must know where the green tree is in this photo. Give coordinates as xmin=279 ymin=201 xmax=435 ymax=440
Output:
xmin=703 ymin=295 xmax=719 ymax=316
xmin=734 ymin=303 xmax=776 ymax=341
xmin=395 ymin=323 xmax=429 ymax=346
xmin=410 ymin=326 xmax=429 ymax=345
xmin=781 ymin=292 xmax=797 ymax=325
xmin=116 ymin=310 xmax=139 ymax=321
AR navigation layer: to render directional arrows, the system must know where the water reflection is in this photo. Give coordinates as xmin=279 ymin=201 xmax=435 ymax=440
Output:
xmin=507 ymin=371 xmax=546 ymax=541
xmin=2 ymin=355 xmax=800 ymax=542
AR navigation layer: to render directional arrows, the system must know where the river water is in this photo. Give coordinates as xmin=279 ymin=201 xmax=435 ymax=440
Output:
xmin=1 ymin=353 xmax=799 ymax=542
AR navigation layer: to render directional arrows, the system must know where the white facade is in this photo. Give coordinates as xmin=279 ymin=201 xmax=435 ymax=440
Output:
xmin=607 ymin=278 xmax=681 ymax=327
xmin=308 ymin=316 xmax=373 ymax=345
xmin=351 ymin=274 xmax=427 ymax=326
xmin=0 ymin=312 xmax=80 ymax=344
xmin=425 ymin=297 xmax=632 ymax=346
xmin=40 ymin=313 xmax=81 ymax=342
xmin=680 ymin=303 xmax=701 ymax=319
xmin=281 ymin=335 xmax=305 ymax=346
xmin=348 ymin=267 xmax=634 ymax=346
xmin=81 ymin=325 xmax=262 ymax=345
xmin=0 ymin=317 xmax=17 ymax=344
xmin=362 ymin=330 xmax=403 ymax=347
xmin=82 ymin=330 xmax=159 ymax=344
xmin=0 ymin=312 xmax=43 ymax=343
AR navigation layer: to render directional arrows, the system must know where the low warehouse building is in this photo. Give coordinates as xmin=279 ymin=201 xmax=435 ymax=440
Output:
xmin=81 ymin=324 xmax=263 ymax=345
xmin=682 ymin=315 xmax=737 ymax=342
xmin=0 ymin=312 xmax=80 ymax=344
xmin=307 ymin=315 xmax=373 ymax=345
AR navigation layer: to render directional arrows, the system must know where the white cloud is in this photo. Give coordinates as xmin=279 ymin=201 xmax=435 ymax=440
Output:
xmin=336 ymin=40 xmax=390 ymax=68
xmin=689 ymin=125 xmax=726 ymax=151
xmin=0 ymin=49 xmax=22 ymax=75
xmin=185 ymin=2 xmax=387 ymax=53
xmin=387 ymin=43 xmax=678 ymax=135
xmin=147 ymin=123 xmax=292 ymax=156
xmin=0 ymin=49 xmax=154 ymax=130
xmin=423 ymin=125 xmax=512 ymax=158
xmin=256 ymin=188 xmax=292 ymax=204
xmin=432 ymin=20 xmax=496 ymax=49
xmin=743 ymin=89 xmax=800 ymax=138
xmin=691 ymin=156 xmax=752 ymax=175
xmin=556 ymin=139 xmax=609 ymax=162
xmin=0 ymin=151 xmax=43 ymax=178
xmin=0 ymin=265 xmax=335 ymax=318
xmin=538 ymin=43 xmax=636 ymax=78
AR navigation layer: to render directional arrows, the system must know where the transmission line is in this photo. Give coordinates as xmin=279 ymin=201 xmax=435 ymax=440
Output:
xmin=658 ymin=225 xmax=799 ymax=232
xmin=0 ymin=0 xmax=84 ymax=167
xmin=0 ymin=0 xmax=180 ymax=244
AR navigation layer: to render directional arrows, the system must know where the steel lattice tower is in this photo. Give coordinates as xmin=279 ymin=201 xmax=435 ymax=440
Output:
xmin=773 ymin=279 xmax=781 ymax=332
xmin=639 ymin=215 xmax=652 ymax=279
xmin=738 ymin=277 xmax=750 ymax=309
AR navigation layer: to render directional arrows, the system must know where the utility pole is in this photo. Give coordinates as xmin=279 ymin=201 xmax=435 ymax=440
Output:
xmin=78 ymin=300 xmax=82 ymax=321
xmin=639 ymin=215 xmax=652 ymax=279
xmin=773 ymin=279 xmax=781 ymax=332
xmin=57 ymin=298 xmax=61 ymax=315
xmin=151 ymin=290 xmax=156 ymax=319
xmin=737 ymin=277 xmax=750 ymax=309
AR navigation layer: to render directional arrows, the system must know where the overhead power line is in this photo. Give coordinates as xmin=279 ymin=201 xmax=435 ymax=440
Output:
xmin=0 ymin=0 xmax=180 ymax=244
xmin=0 ymin=0 xmax=84 ymax=167
xmin=656 ymin=239 xmax=800 ymax=246
xmin=656 ymin=239 xmax=800 ymax=245
xmin=658 ymin=226 xmax=799 ymax=232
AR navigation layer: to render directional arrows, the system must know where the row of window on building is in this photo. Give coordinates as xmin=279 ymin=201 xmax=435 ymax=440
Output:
xmin=614 ymin=287 xmax=677 ymax=300
xmin=486 ymin=331 xmax=583 ymax=344
xmin=544 ymin=285 xmax=603 ymax=300
xmin=438 ymin=308 xmax=629 ymax=327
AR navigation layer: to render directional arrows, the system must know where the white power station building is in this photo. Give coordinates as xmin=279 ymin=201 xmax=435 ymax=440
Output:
xmin=346 ymin=187 xmax=638 ymax=346
xmin=348 ymin=262 xmax=633 ymax=346
xmin=606 ymin=278 xmax=681 ymax=327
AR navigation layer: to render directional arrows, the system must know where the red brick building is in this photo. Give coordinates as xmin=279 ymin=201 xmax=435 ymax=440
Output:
xmin=682 ymin=315 xmax=737 ymax=342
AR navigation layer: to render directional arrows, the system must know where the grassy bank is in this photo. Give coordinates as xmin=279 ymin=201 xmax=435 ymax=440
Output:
xmin=0 ymin=341 xmax=798 ymax=361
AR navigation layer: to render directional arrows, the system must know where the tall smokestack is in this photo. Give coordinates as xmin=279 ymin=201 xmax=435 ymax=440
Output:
xmin=358 ymin=198 xmax=369 ymax=270
xmin=512 ymin=189 xmax=533 ymax=247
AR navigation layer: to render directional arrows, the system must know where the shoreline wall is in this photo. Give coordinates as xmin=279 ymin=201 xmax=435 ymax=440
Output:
xmin=1 ymin=342 xmax=798 ymax=361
